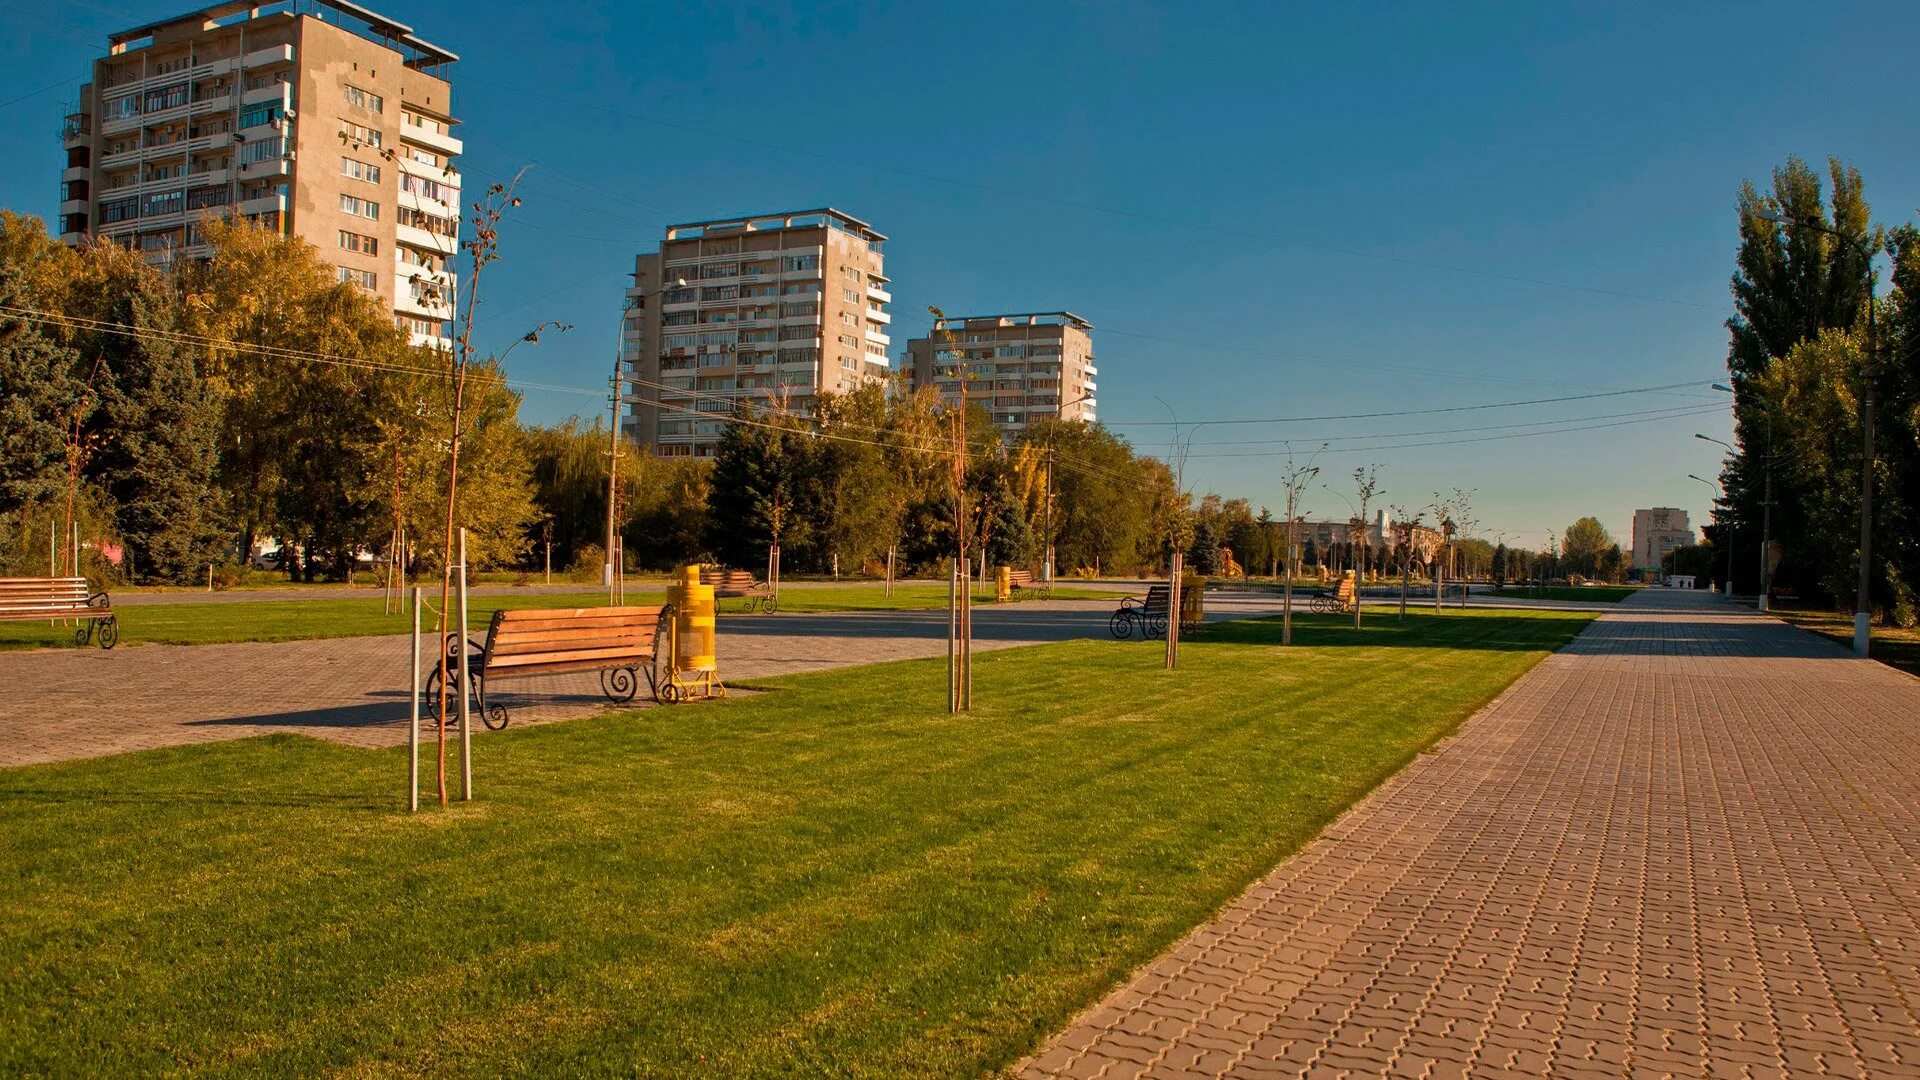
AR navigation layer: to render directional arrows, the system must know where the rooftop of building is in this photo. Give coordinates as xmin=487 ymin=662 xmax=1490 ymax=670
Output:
xmin=663 ymin=208 xmax=885 ymax=243
xmin=107 ymin=0 xmax=457 ymax=68
xmin=924 ymin=312 xmax=1093 ymax=334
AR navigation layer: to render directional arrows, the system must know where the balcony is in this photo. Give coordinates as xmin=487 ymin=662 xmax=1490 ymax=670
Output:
xmin=241 ymin=81 xmax=291 ymax=109
xmin=397 ymin=289 xmax=455 ymax=320
xmin=865 ymin=307 xmax=891 ymax=325
xmin=395 ymin=222 xmax=456 ymax=253
xmin=399 ymin=118 xmax=462 ymax=157
xmin=238 ymin=157 xmax=289 ymax=181
xmin=866 ymin=283 xmax=892 ymax=303
xmin=864 ymin=328 xmax=891 ymax=347
xmin=237 ymin=191 xmax=285 ymax=218
xmin=242 ymin=45 xmax=295 ymax=70
xmin=398 ymin=188 xmax=458 ymax=221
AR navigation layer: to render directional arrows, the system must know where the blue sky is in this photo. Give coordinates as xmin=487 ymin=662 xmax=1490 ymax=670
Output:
xmin=5 ymin=1 xmax=1917 ymax=546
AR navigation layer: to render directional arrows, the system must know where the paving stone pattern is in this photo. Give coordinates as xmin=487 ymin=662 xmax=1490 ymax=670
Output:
xmin=0 ymin=592 xmax=1289 ymax=768
xmin=1019 ymin=590 xmax=1920 ymax=1079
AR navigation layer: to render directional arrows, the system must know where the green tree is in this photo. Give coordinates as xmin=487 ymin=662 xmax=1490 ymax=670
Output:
xmin=1561 ymin=517 xmax=1614 ymax=579
xmin=1723 ymin=157 xmax=1876 ymax=600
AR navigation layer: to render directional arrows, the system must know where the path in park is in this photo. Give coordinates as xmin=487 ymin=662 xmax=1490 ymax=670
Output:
xmin=0 ymin=589 xmax=1295 ymax=768
xmin=1018 ymin=589 xmax=1920 ymax=1079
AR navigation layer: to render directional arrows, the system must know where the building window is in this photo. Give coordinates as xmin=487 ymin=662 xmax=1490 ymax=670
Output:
xmin=339 ymin=194 xmax=379 ymax=220
xmin=239 ymin=103 xmax=283 ymax=130
xmin=185 ymin=186 xmax=229 ymax=211
xmin=396 ymin=206 xmax=455 ymax=238
xmin=341 ymin=122 xmax=383 ymax=149
xmin=141 ymin=190 xmax=183 ymax=217
xmin=142 ymin=83 xmax=187 ymax=113
xmin=338 ymin=230 xmax=378 ymax=255
xmin=237 ymin=136 xmax=285 ymax=165
xmin=343 ymin=84 xmax=384 ymax=113
xmin=341 ymin=157 xmax=381 ymax=184
xmin=781 ymin=254 xmax=819 ymax=272
xmin=339 ymin=266 xmax=378 ymax=290
xmin=400 ymin=173 xmax=450 ymax=201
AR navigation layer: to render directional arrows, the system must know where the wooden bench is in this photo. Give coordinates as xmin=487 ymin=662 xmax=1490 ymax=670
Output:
xmin=1310 ymin=574 xmax=1358 ymax=614
xmin=0 ymin=577 xmax=118 ymax=649
xmin=1005 ymin=568 xmax=1048 ymax=598
xmin=699 ymin=567 xmax=776 ymax=613
xmin=427 ymin=605 xmax=673 ymax=729
xmin=1110 ymin=584 xmax=1171 ymax=640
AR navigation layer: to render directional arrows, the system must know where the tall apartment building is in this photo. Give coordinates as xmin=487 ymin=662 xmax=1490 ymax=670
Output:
xmin=1631 ymin=507 xmax=1695 ymax=572
xmin=621 ymin=209 xmax=892 ymax=456
xmin=905 ymin=312 xmax=1097 ymax=433
xmin=58 ymin=0 xmax=464 ymax=350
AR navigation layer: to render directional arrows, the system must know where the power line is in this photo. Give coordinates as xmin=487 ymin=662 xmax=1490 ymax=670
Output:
xmin=1104 ymin=381 xmax=1714 ymax=427
xmin=1183 ymin=406 xmax=1729 ymax=459
xmin=1183 ymin=402 xmax=1730 ymax=448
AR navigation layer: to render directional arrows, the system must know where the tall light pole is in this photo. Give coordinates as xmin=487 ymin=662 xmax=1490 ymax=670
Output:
xmin=1696 ymin=426 xmax=1771 ymax=611
xmin=1759 ymin=211 xmax=1877 ymax=655
xmin=609 ymin=277 xmax=685 ymax=603
xmin=1687 ymin=474 xmax=1732 ymax=596
xmin=1041 ymin=392 xmax=1095 ymax=583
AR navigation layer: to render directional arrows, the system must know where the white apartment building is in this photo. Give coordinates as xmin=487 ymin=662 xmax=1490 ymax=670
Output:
xmin=621 ymin=209 xmax=892 ymax=456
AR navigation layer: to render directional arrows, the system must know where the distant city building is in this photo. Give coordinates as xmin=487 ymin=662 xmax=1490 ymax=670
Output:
xmin=905 ymin=312 xmax=1097 ymax=433
xmin=621 ymin=208 xmax=892 ymax=456
xmin=58 ymin=0 xmax=464 ymax=351
xmin=1632 ymin=508 xmax=1695 ymax=571
xmin=1297 ymin=511 xmax=1443 ymax=561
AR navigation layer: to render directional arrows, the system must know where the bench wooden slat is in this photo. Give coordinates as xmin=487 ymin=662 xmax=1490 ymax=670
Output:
xmin=485 ymin=644 xmax=658 ymax=671
xmin=490 ymin=631 xmax=658 ymax=657
xmin=482 ymin=657 xmax=655 ymax=681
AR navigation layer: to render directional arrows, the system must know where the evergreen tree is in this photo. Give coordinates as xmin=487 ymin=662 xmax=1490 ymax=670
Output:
xmin=92 ymin=280 xmax=228 ymax=582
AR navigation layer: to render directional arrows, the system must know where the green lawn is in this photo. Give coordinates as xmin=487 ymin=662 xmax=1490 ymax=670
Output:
xmin=1488 ymin=585 xmax=1638 ymax=603
xmin=0 ymin=585 xmax=1122 ymax=650
xmin=0 ymin=608 xmax=1590 ymax=1077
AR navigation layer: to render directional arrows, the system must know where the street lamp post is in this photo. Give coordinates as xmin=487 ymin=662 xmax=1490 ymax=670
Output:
xmin=1687 ymin=474 xmax=1732 ymax=596
xmin=1759 ymin=212 xmax=1877 ymax=655
xmin=1041 ymin=393 xmax=1095 ymax=584
xmin=608 ymin=277 xmax=686 ymax=604
xmin=1695 ymin=426 xmax=1772 ymax=611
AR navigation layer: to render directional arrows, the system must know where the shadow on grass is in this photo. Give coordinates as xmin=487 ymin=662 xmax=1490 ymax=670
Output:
xmin=0 ymin=785 xmax=388 ymax=811
xmin=1185 ymin=611 xmax=1586 ymax=652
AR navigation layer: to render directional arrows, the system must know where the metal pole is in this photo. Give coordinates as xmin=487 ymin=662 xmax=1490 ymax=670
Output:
xmin=1166 ymin=549 xmax=1182 ymax=670
xmin=1399 ymin=543 xmax=1409 ymax=620
xmin=409 ymin=586 xmax=420 ymax=813
xmin=947 ymin=559 xmax=958 ymax=713
xmin=457 ymin=527 xmax=473 ymax=801
xmin=1043 ymin=445 xmax=1054 ymax=583
xmin=1759 ymin=412 xmax=1773 ymax=613
xmin=962 ymin=560 xmax=973 ymax=709
xmin=1854 ymin=296 xmax=1876 ymax=656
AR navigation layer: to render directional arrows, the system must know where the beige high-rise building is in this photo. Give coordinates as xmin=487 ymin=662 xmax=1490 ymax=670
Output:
xmin=905 ymin=312 xmax=1097 ymax=433
xmin=1632 ymin=507 xmax=1694 ymax=571
xmin=621 ymin=209 xmax=893 ymax=456
xmin=58 ymin=0 xmax=463 ymax=350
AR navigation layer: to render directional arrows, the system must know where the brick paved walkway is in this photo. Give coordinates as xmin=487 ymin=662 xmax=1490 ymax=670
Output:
xmin=0 ymin=591 xmax=1292 ymax=768
xmin=1019 ymin=590 xmax=1920 ymax=1078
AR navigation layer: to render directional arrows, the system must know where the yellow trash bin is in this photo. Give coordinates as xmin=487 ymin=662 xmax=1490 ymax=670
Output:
xmin=995 ymin=565 xmax=1012 ymax=603
xmin=664 ymin=564 xmax=722 ymax=701
xmin=1180 ymin=573 xmax=1205 ymax=627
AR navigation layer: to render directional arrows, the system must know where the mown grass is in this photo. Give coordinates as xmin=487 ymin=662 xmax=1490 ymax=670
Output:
xmin=0 ymin=608 xmax=1590 ymax=1077
xmin=1488 ymin=585 xmax=1638 ymax=603
xmin=0 ymin=585 xmax=1121 ymax=650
